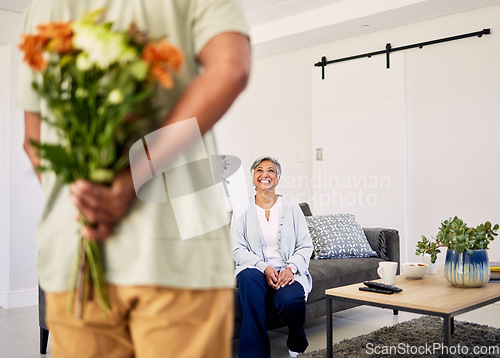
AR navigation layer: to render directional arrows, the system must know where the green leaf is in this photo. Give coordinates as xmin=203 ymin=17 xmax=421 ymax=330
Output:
xmin=37 ymin=143 xmax=72 ymax=166
xmin=114 ymin=156 xmax=129 ymax=172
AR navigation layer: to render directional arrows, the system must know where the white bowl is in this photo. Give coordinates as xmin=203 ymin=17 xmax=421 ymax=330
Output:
xmin=401 ymin=263 xmax=428 ymax=279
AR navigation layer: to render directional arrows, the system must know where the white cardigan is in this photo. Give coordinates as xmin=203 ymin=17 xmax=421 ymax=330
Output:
xmin=231 ymin=196 xmax=313 ymax=297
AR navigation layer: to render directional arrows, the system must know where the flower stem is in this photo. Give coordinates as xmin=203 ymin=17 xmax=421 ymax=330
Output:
xmin=67 ymin=217 xmax=110 ymax=318
xmin=75 ymin=237 xmax=87 ymax=319
xmin=67 ymin=237 xmax=81 ymax=316
xmin=83 ymin=238 xmax=110 ymax=315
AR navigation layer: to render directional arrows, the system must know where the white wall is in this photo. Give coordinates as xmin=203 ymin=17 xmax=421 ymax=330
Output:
xmin=0 ymin=8 xmax=43 ymax=309
xmin=216 ymin=4 xmax=500 ymax=264
xmin=216 ymin=45 xmax=314 ymax=201
xmin=0 ymin=39 xmax=10 ymax=308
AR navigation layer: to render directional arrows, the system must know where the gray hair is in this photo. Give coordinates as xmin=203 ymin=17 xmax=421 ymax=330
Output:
xmin=250 ymin=156 xmax=282 ymax=178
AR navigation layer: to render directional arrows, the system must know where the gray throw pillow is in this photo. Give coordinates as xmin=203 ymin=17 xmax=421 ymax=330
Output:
xmin=305 ymin=214 xmax=377 ymax=259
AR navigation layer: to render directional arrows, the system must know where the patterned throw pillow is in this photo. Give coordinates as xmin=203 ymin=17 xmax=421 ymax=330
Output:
xmin=305 ymin=214 xmax=377 ymax=259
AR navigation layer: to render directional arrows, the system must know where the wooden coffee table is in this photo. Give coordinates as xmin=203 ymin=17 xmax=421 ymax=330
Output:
xmin=325 ymin=268 xmax=500 ymax=358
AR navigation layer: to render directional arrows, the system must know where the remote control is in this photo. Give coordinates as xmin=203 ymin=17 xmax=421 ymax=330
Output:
xmin=359 ymin=286 xmax=394 ymax=294
xmin=363 ymin=281 xmax=403 ymax=293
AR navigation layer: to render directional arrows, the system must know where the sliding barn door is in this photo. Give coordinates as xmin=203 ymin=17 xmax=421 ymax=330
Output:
xmin=311 ymin=52 xmax=407 ymax=245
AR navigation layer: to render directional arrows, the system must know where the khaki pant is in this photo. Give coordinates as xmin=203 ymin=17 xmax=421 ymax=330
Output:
xmin=45 ymin=285 xmax=234 ymax=358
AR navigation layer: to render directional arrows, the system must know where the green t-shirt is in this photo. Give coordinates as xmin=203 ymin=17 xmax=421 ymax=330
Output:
xmin=17 ymin=0 xmax=249 ymax=292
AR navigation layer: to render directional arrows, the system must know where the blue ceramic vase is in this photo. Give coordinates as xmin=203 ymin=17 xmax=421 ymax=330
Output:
xmin=444 ymin=248 xmax=490 ymax=287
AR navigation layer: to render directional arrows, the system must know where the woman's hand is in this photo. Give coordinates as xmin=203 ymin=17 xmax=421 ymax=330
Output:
xmin=70 ymin=169 xmax=136 ymax=241
xmin=277 ymin=267 xmax=295 ymax=288
xmin=264 ymin=266 xmax=279 ymax=290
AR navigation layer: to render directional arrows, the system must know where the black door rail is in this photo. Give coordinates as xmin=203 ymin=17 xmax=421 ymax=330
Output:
xmin=314 ymin=28 xmax=491 ymax=80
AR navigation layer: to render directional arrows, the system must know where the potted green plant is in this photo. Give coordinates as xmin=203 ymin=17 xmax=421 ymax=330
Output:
xmin=416 ymin=216 xmax=498 ymax=287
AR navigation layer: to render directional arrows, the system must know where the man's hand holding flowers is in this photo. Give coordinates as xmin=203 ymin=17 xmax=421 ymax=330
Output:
xmin=70 ymin=170 xmax=136 ymax=241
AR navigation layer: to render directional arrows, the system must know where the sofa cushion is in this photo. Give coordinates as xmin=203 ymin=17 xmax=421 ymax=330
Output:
xmin=299 ymin=202 xmax=313 ymax=217
xmin=364 ymin=228 xmax=391 ymax=260
xmin=306 ymin=214 xmax=377 ymax=259
xmin=306 ymin=257 xmax=384 ymax=303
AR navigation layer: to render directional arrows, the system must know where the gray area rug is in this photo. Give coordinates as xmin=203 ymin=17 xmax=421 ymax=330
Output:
xmin=300 ymin=316 xmax=500 ymax=357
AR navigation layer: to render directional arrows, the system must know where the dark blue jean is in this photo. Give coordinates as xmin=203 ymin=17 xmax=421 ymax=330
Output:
xmin=236 ymin=268 xmax=308 ymax=358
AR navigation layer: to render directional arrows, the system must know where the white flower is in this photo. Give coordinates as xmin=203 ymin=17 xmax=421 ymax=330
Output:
xmin=108 ymin=89 xmax=123 ymax=104
xmin=76 ymin=53 xmax=93 ymax=71
xmin=73 ymin=20 xmax=138 ymax=69
xmin=75 ymin=88 xmax=88 ymax=98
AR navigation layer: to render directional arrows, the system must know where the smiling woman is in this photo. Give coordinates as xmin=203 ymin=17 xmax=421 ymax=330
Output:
xmin=231 ymin=155 xmax=313 ymax=358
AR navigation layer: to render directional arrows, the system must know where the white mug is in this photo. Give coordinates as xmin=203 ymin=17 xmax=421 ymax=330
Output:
xmin=377 ymin=261 xmax=398 ymax=285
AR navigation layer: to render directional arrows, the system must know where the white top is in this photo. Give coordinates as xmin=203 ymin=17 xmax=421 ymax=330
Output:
xmin=255 ymin=196 xmax=283 ymax=270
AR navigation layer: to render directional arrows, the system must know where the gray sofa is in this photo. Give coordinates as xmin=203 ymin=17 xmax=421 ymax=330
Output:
xmin=233 ymin=202 xmax=400 ymax=338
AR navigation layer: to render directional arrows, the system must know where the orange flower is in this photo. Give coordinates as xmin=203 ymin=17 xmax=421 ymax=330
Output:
xmin=142 ymin=40 xmax=184 ymax=89
xmin=150 ymin=64 xmax=174 ymax=89
xmin=19 ymin=21 xmax=74 ymax=71
xmin=37 ymin=21 xmax=72 ymax=39
xmin=18 ymin=34 xmax=48 ymax=71
xmin=37 ymin=21 xmax=74 ymax=54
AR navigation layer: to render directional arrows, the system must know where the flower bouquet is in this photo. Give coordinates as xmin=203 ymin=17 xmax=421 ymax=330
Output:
xmin=19 ymin=9 xmax=183 ymax=317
